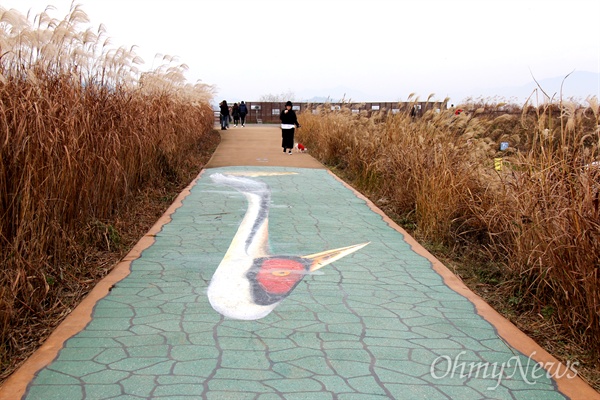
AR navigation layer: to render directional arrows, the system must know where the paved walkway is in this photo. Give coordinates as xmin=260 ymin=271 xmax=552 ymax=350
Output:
xmin=1 ymin=125 xmax=598 ymax=399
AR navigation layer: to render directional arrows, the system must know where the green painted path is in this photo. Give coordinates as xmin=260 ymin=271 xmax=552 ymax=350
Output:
xmin=2 ymin=126 xmax=597 ymax=399
xmin=13 ymin=166 xmax=589 ymax=399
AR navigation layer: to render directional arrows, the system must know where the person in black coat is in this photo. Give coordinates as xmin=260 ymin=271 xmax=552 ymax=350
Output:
xmin=280 ymin=101 xmax=300 ymax=154
xmin=231 ymin=103 xmax=240 ymax=127
xmin=239 ymin=101 xmax=248 ymax=127
xmin=219 ymin=100 xmax=229 ymax=130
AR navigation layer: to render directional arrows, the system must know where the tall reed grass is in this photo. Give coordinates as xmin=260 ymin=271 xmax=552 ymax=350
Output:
xmin=298 ymin=97 xmax=600 ymax=362
xmin=0 ymin=4 xmax=214 ymax=374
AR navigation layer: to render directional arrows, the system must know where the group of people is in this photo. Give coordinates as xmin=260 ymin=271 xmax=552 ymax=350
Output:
xmin=218 ymin=99 xmax=301 ymax=156
xmin=219 ymin=100 xmax=248 ymax=130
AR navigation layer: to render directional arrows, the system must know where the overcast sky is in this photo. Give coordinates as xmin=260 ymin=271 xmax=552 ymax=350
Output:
xmin=2 ymin=0 xmax=599 ymax=104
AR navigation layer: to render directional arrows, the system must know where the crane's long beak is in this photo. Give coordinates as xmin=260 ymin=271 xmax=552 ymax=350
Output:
xmin=304 ymin=242 xmax=370 ymax=272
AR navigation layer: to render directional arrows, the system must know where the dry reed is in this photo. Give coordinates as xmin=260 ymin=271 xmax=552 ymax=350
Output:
xmin=0 ymin=4 xmax=214 ymax=375
xmin=298 ymin=95 xmax=600 ymax=384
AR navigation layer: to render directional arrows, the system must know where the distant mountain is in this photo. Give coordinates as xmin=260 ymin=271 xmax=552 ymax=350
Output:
xmin=297 ymin=86 xmax=370 ymax=103
xmin=237 ymin=72 xmax=599 ymax=105
xmin=469 ymin=71 xmax=600 ymax=103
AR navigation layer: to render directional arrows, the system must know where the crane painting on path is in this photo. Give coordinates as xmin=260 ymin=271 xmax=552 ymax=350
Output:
xmin=207 ymin=172 xmax=369 ymax=320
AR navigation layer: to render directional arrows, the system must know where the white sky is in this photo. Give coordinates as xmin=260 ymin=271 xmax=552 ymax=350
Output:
xmin=2 ymin=0 xmax=599 ymax=104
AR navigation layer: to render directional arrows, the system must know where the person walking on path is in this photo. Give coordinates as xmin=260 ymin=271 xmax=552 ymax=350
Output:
xmin=239 ymin=101 xmax=248 ymax=127
xmin=219 ymin=100 xmax=230 ymax=130
xmin=231 ymin=103 xmax=240 ymax=127
xmin=280 ymin=100 xmax=300 ymax=154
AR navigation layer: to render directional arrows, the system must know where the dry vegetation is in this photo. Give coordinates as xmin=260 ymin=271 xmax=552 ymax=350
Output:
xmin=0 ymin=4 xmax=217 ymax=381
xmin=1 ymin=1 xmax=599 ymax=394
xmin=297 ymin=95 xmax=600 ymax=390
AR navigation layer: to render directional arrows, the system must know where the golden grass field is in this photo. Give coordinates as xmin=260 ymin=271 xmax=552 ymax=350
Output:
xmin=297 ymin=96 xmax=600 ymax=390
xmin=0 ymin=4 xmax=217 ymax=381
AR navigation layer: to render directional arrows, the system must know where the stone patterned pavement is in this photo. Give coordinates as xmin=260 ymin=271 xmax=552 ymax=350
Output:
xmin=1 ymin=126 xmax=597 ymax=399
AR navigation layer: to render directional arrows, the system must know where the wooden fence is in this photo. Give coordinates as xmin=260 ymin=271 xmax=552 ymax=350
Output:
xmin=214 ymin=101 xmax=449 ymax=124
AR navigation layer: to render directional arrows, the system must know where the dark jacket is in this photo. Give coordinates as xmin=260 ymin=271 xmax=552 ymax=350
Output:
xmin=280 ymin=109 xmax=300 ymax=127
xmin=239 ymin=103 xmax=248 ymax=115
xmin=220 ymin=102 xmax=229 ymax=116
